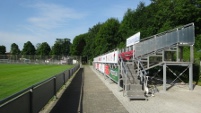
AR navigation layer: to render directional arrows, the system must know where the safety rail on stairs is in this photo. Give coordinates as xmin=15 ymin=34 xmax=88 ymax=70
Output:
xmin=119 ymin=56 xmax=129 ymax=83
xmin=134 ymin=60 xmax=147 ymax=82
xmin=118 ymin=56 xmax=135 ymax=95
xmin=134 ymin=23 xmax=195 ymax=58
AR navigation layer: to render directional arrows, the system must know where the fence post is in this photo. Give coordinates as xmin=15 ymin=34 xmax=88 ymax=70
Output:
xmin=53 ymin=77 xmax=57 ymax=98
xmin=63 ymin=73 xmax=65 ymax=85
xmin=30 ymin=89 xmax=33 ymax=113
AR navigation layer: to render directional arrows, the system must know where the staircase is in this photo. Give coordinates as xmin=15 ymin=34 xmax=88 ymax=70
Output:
xmin=120 ymin=59 xmax=147 ymax=100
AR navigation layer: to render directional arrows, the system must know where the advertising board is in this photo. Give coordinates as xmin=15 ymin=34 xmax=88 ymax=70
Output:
xmin=126 ymin=32 xmax=140 ymax=47
xmin=104 ymin=65 xmax=110 ymax=76
xmin=93 ymin=50 xmax=119 ymax=64
xmin=105 ymin=50 xmax=118 ymax=63
xmin=109 ymin=68 xmax=119 ymax=83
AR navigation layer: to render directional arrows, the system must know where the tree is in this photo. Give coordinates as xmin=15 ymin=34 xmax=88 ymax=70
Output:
xmin=10 ymin=43 xmax=20 ymax=55
xmin=0 ymin=45 xmax=6 ymax=55
xmin=61 ymin=38 xmax=71 ymax=56
xmin=70 ymin=34 xmax=86 ymax=56
xmin=36 ymin=42 xmax=51 ymax=56
xmin=51 ymin=43 xmax=61 ymax=56
xmin=118 ymin=8 xmax=136 ymax=48
xmin=83 ymin=23 xmax=103 ymax=59
xmin=22 ymin=41 xmax=36 ymax=55
xmin=94 ymin=18 xmax=120 ymax=56
xmin=51 ymin=38 xmax=71 ymax=56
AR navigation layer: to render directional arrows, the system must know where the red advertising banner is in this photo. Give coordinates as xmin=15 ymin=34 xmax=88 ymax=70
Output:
xmin=97 ymin=63 xmax=99 ymax=70
xmin=105 ymin=65 xmax=110 ymax=76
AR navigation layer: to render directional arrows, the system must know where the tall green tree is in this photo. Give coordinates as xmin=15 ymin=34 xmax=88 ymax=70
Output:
xmin=51 ymin=38 xmax=71 ymax=56
xmin=0 ymin=45 xmax=6 ymax=55
xmin=51 ymin=43 xmax=61 ymax=56
xmin=83 ymin=23 xmax=103 ymax=59
xmin=118 ymin=8 xmax=137 ymax=48
xmin=94 ymin=18 xmax=120 ymax=56
xmin=70 ymin=34 xmax=86 ymax=56
xmin=10 ymin=43 xmax=20 ymax=55
xmin=22 ymin=41 xmax=36 ymax=55
xmin=36 ymin=42 xmax=51 ymax=56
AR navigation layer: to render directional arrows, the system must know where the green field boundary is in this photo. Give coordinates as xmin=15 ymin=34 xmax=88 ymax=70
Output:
xmin=0 ymin=64 xmax=76 ymax=100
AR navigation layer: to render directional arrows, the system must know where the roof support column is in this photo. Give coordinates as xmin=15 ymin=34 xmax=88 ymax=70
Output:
xmin=163 ymin=63 xmax=166 ymax=91
xmin=189 ymin=45 xmax=194 ymax=90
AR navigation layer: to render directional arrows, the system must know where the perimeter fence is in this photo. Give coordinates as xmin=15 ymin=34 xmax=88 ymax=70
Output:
xmin=0 ymin=55 xmax=80 ymax=65
xmin=0 ymin=64 xmax=80 ymax=113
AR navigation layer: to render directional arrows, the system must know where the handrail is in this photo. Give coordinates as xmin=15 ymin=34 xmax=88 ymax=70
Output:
xmin=133 ymin=59 xmax=148 ymax=83
xmin=118 ymin=57 xmax=127 ymax=77
xmin=134 ymin=23 xmax=195 ymax=58
xmin=118 ymin=56 xmax=132 ymax=85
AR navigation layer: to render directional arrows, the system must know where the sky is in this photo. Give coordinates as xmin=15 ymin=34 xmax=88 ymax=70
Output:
xmin=0 ymin=0 xmax=151 ymax=52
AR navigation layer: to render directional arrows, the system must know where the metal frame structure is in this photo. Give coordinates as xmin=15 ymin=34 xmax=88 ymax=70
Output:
xmin=93 ymin=23 xmax=195 ymax=100
xmin=133 ymin=23 xmax=195 ymax=91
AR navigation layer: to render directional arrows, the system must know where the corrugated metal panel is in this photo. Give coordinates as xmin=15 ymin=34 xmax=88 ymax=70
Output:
xmin=135 ymin=23 xmax=195 ymax=58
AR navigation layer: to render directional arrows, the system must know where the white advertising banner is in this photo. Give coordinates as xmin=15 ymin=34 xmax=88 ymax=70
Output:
xmin=93 ymin=50 xmax=119 ymax=64
xmin=106 ymin=51 xmax=118 ymax=63
xmin=126 ymin=32 xmax=140 ymax=47
xmin=101 ymin=64 xmax=105 ymax=73
xmin=93 ymin=57 xmax=99 ymax=62
xmin=102 ymin=55 xmax=106 ymax=62
xmin=99 ymin=63 xmax=101 ymax=71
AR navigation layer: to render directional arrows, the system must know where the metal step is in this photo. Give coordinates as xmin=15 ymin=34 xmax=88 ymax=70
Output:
xmin=121 ymin=77 xmax=136 ymax=84
xmin=123 ymin=77 xmax=140 ymax=84
xmin=125 ymin=62 xmax=134 ymax=65
xmin=126 ymin=90 xmax=146 ymax=100
xmin=125 ymin=84 xmax=146 ymax=100
xmin=124 ymin=84 xmax=142 ymax=91
xmin=129 ymin=84 xmax=142 ymax=90
xmin=123 ymin=78 xmax=135 ymax=84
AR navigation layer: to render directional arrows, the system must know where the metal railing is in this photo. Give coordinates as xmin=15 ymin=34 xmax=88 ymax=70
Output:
xmin=0 ymin=64 xmax=80 ymax=113
xmin=134 ymin=23 xmax=195 ymax=58
xmin=119 ymin=57 xmax=128 ymax=80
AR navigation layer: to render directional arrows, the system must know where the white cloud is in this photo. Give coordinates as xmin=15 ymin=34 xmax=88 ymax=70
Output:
xmin=0 ymin=29 xmax=66 ymax=52
xmin=27 ymin=2 xmax=87 ymax=30
xmin=0 ymin=31 xmax=39 ymax=52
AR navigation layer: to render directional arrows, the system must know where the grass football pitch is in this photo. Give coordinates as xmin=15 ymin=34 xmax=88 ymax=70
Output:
xmin=0 ymin=64 xmax=74 ymax=100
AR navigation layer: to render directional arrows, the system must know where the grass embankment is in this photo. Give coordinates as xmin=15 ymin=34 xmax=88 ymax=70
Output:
xmin=0 ymin=64 xmax=73 ymax=100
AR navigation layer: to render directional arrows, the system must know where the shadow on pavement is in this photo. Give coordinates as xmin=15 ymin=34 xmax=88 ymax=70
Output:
xmin=50 ymin=68 xmax=83 ymax=113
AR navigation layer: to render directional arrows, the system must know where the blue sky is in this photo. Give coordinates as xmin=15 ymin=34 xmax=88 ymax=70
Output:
xmin=0 ymin=0 xmax=151 ymax=52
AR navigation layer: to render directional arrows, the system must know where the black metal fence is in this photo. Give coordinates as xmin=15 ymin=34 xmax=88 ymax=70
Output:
xmin=0 ymin=64 xmax=80 ymax=113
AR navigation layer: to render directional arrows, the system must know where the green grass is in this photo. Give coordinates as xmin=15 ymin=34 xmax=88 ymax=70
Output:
xmin=0 ymin=64 xmax=74 ymax=100
xmin=198 ymin=79 xmax=201 ymax=86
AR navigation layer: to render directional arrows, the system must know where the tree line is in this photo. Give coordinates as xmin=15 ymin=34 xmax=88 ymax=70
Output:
xmin=0 ymin=38 xmax=71 ymax=56
xmin=70 ymin=0 xmax=201 ymax=62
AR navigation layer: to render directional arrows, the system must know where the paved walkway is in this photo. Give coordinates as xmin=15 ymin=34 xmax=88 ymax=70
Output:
xmin=46 ymin=66 xmax=128 ymax=113
xmin=82 ymin=66 xmax=128 ymax=113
